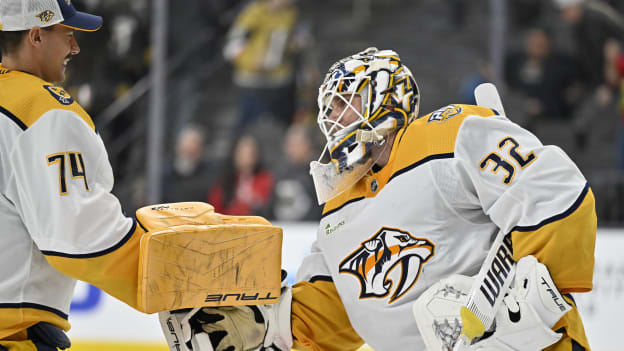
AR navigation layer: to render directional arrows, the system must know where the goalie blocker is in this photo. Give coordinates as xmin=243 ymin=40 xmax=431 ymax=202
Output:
xmin=134 ymin=202 xmax=283 ymax=313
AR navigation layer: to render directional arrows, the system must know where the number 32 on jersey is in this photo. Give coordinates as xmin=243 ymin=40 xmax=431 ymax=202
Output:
xmin=479 ymin=136 xmax=537 ymax=185
xmin=47 ymin=152 xmax=90 ymax=196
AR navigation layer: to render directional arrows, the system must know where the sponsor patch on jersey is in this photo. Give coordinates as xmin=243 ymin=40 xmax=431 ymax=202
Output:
xmin=427 ymin=104 xmax=462 ymax=124
xmin=325 ymin=220 xmax=345 ymax=236
xmin=339 ymin=227 xmax=435 ymax=303
xmin=36 ymin=10 xmax=55 ymax=23
xmin=44 ymin=85 xmax=74 ymax=105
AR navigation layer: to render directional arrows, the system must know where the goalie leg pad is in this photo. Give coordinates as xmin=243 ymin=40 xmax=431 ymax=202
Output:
xmin=136 ymin=202 xmax=283 ymax=313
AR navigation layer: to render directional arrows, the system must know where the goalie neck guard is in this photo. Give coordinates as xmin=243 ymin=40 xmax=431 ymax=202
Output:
xmin=310 ymin=47 xmax=420 ymax=204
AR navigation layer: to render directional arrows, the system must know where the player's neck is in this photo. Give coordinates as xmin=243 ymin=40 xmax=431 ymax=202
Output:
xmin=1 ymin=50 xmax=43 ymax=80
xmin=373 ymin=133 xmax=397 ymax=169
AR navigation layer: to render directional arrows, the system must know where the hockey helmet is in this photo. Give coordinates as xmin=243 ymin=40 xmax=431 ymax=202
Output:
xmin=310 ymin=47 xmax=420 ymax=204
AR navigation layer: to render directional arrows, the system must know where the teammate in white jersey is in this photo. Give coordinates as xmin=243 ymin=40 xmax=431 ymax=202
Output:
xmin=185 ymin=48 xmax=596 ymax=351
xmin=0 ymin=1 xmax=286 ymax=350
xmin=0 ymin=1 xmax=111 ymax=349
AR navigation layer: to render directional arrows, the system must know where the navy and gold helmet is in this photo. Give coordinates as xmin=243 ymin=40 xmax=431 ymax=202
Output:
xmin=310 ymin=48 xmax=420 ymax=204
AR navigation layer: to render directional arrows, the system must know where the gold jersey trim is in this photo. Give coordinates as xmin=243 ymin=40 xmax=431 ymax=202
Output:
xmin=0 ymin=306 xmax=70 ymax=340
xmin=322 ymin=104 xmax=497 ymax=215
xmin=511 ymin=185 xmax=596 ymax=293
xmin=0 ymin=64 xmax=94 ymax=131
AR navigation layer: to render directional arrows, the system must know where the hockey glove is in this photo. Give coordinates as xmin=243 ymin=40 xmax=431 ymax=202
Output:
xmin=160 ymin=271 xmax=293 ymax=351
xmin=414 ymin=256 xmax=572 ymax=351
xmin=469 ymin=255 xmax=572 ymax=351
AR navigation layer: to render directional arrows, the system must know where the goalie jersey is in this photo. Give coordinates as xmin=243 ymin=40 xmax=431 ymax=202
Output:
xmin=0 ymin=65 xmax=145 ymax=338
xmin=292 ymin=105 xmax=596 ymax=351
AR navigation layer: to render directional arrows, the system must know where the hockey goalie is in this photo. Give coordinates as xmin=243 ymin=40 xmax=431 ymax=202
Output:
xmin=159 ymin=48 xmax=595 ymax=351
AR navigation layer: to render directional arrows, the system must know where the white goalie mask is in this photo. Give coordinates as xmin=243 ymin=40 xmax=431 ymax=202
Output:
xmin=310 ymin=47 xmax=420 ymax=204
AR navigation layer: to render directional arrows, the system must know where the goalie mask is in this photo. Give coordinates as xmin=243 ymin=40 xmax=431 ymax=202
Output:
xmin=310 ymin=47 xmax=420 ymax=204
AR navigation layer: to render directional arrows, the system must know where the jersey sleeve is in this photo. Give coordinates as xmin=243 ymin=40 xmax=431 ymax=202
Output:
xmin=452 ymin=114 xmax=596 ymax=293
xmin=292 ymin=240 xmax=364 ymax=351
xmin=8 ymin=109 xmax=144 ymax=308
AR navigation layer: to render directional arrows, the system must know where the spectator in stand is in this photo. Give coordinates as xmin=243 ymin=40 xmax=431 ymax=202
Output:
xmin=270 ymin=124 xmax=322 ymax=221
xmin=162 ymin=125 xmax=215 ymax=203
xmin=603 ymin=40 xmax=624 ymax=169
xmin=504 ymin=27 xmax=581 ymax=126
xmin=554 ymin=0 xmax=624 ymax=90
xmin=223 ymin=0 xmax=308 ymax=130
xmin=208 ymin=134 xmax=274 ymax=216
xmin=557 ymin=0 xmax=624 ymax=153
xmin=508 ymin=0 xmax=546 ymax=29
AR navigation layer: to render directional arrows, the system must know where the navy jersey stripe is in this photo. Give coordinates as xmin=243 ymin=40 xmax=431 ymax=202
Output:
xmin=321 ymin=152 xmax=455 ymax=218
xmin=0 ymin=105 xmax=27 ymax=130
xmin=388 ymin=152 xmax=455 ymax=182
xmin=563 ymin=293 xmax=576 ymax=306
xmin=0 ymin=302 xmax=68 ymax=319
xmin=41 ymin=218 xmax=137 ymax=258
xmin=322 ymin=197 xmax=366 ymax=219
xmin=309 ymin=275 xmax=333 ymax=283
xmin=554 ymin=327 xmax=585 ymax=351
xmin=513 ymin=183 xmax=590 ymax=232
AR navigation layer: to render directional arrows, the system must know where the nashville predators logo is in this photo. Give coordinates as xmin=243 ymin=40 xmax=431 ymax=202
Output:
xmin=43 ymin=85 xmax=74 ymax=105
xmin=36 ymin=10 xmax=55 ymax=23
xmin=339 ymin=227 xmax=434 ymax=303
xmin=427 ymin=104 xmax=463 ymax=124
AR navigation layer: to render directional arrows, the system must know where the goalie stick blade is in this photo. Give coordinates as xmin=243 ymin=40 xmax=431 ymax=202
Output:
xmin=474 ymin=83 xmax=506 ymax=116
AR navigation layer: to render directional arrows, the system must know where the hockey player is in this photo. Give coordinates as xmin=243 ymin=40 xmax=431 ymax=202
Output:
xmin=0 ymin=1 xmax=283 ymax=350
xmin=170 ymin=48 xmax=596 ymax=351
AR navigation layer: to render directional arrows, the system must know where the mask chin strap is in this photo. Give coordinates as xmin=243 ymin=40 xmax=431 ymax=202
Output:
xmin=355 ymin=117 xmax=399 ymax=145
xmin=356 ymin=129 xmax=387 ymax=145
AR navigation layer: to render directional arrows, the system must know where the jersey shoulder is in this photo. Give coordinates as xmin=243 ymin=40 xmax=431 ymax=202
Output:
xmin=0 ymin=68 xmax=94 ymax=130
xmin=321 ymin=104 xmax=498 ymax=215
xmin=394 ymin=104 xmax=499 ymax=168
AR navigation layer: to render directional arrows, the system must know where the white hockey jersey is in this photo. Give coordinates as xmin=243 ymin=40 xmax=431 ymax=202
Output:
xmin=0 ymin=64 xmax=144 ymax=338
xmin=292 ymin=104 xmax=596 ymax=351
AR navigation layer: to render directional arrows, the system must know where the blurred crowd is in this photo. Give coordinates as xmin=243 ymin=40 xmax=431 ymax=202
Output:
xmin=502 ymin=0 xmax=624 ymax=223
xmin=13 ymin=0 xmax=624 ymax=224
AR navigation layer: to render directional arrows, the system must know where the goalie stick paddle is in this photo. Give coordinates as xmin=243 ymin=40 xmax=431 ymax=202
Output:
xmin=474 ymin=82 xmax=506 ymax=116
xmin=453 ymin=84 xmax=514 ymax=350
xmin=453 ymin=232 xmax=516 ymax=350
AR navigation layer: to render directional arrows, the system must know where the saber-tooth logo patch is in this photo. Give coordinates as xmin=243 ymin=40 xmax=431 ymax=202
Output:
xmin=339 ymin=227 xmax=434 ymax=303
xmin=36 ymin=10 xmax=55 ymax=23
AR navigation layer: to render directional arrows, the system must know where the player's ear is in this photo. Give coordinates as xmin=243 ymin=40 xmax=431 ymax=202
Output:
xmin=27 ymin=26 xmax=43 ymax=46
